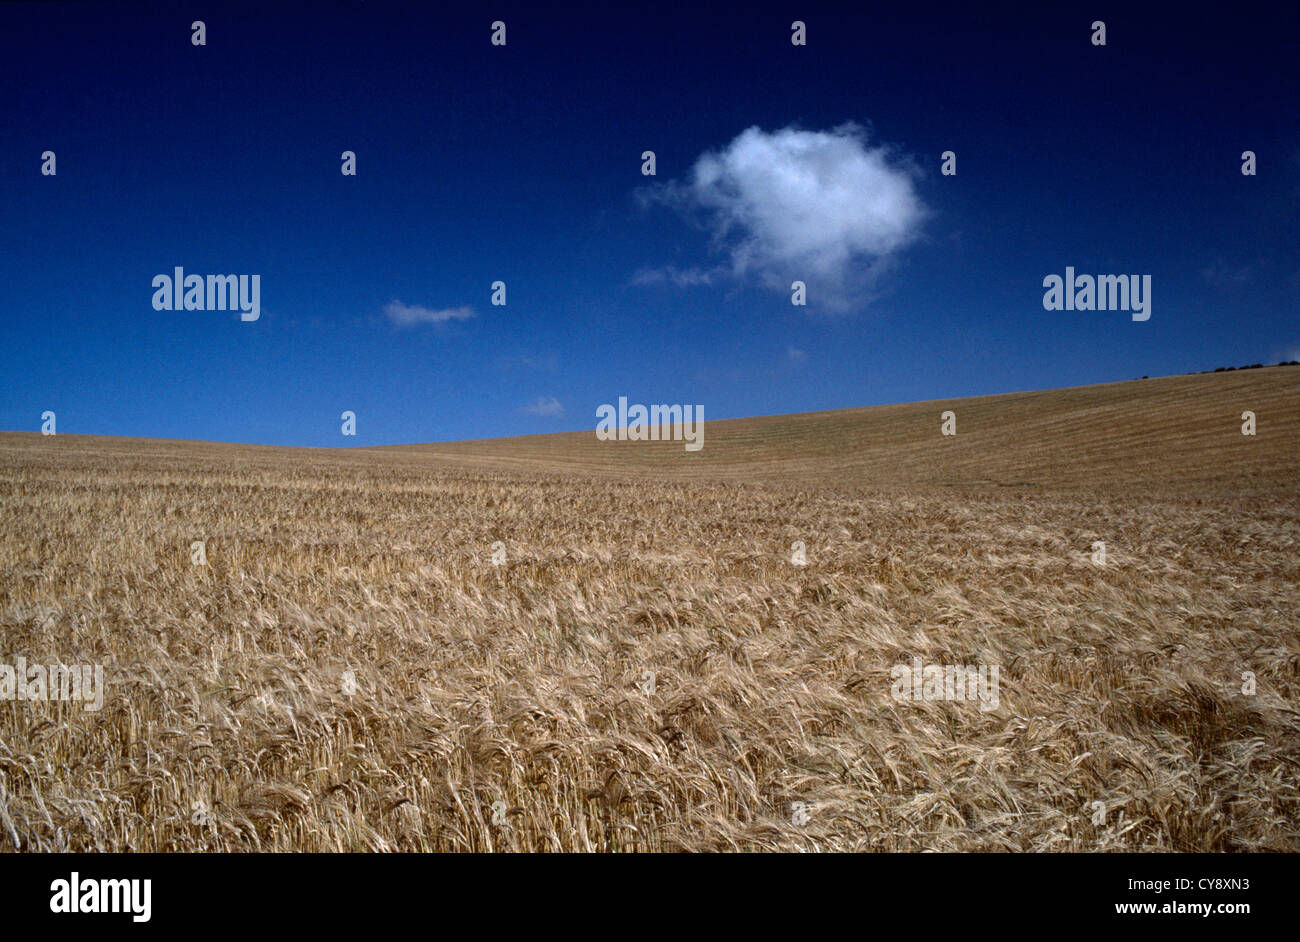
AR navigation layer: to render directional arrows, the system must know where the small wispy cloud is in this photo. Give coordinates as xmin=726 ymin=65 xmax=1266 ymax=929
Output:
xmin=1200 ymin=259 xmax=1254 ymax=289
xmin=497 ymin=351 xmax=560 ymax=371
xmin=631 ymin=265 xmax=724 ymax=288
xmin=787 ymin=346 xmax=808 ymax=365
xmin=385 ymin=300 xmax=476 ymax=326
xmin=521 ymin=396 xmax=564 ymax=417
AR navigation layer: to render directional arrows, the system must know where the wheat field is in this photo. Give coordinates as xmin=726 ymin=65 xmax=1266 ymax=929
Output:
xmin=1 ymin=369 xmax=1297 ymax=851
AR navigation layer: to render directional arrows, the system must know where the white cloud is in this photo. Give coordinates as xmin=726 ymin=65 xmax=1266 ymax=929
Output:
xmin=786 ymin=346 xmax=808 ymax=364
xmin=385 ymin=300 xmax=476 ymax=326
xmin=521 ymin=396 xmax=564 ymax=417
xmin=497 ymin=351 xmax=560 ymax=371
xmin=631 ymin=265 xmax=724 ymax=287
xmin=1200 ymin=259 xmax=1254 ymax=289
xmin=645 ymin=123 xmax=927 ymax=310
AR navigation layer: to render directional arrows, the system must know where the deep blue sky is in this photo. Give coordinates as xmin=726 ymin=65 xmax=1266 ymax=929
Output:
xmin=2 ymin=1 xmax=1296 ymax=446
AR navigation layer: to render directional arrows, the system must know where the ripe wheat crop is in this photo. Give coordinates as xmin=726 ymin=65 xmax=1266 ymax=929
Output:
xmin=1 ymin=370 xmax=1297 ymax=851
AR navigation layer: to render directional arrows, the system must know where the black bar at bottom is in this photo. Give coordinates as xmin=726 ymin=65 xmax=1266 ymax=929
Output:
xmin=0 ymin=852 xmax=1282 ymax=930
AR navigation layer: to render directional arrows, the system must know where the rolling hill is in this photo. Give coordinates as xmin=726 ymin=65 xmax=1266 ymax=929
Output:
xmin=6 ymin=366 xmax=1294 ymax=493
xmin=369 ymin=367 xmax=1299 ymax=492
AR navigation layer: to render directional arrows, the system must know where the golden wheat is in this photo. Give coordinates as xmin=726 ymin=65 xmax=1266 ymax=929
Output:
xmin=1 ymin=369 xmax=1297 ymax=851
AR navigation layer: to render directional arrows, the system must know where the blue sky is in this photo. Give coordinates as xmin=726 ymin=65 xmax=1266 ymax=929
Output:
xmin=2 ymin=1 xmax=1296 ymax=446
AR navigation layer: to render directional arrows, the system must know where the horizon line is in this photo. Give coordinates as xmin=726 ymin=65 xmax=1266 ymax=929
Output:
xmin=6 ymin=362 xmax=1295 ymax=450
